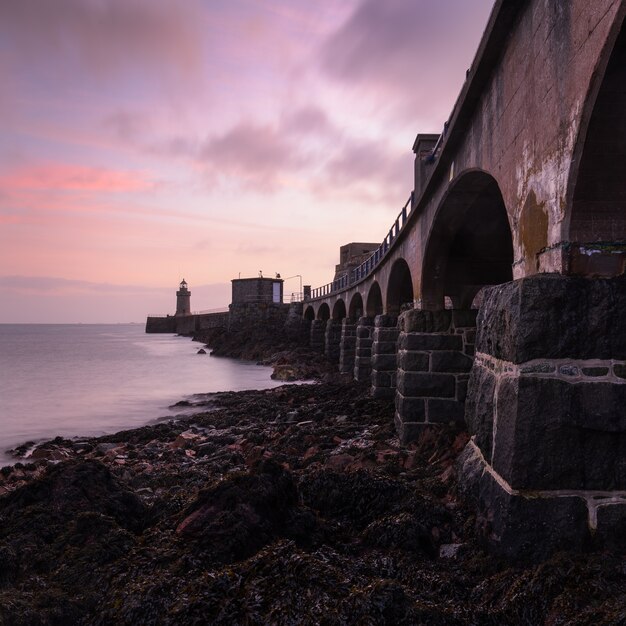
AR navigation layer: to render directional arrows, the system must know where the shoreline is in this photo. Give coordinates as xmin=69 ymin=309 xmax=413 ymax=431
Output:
xmin=2 ymin=377 xmax=626 ymax=623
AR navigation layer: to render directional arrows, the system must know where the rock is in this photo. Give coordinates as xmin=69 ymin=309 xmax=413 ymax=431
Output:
xmin=439 ymin=543 xmax=464 ymax=559
xmin=197 ymin=348 xmax=207 ymax=354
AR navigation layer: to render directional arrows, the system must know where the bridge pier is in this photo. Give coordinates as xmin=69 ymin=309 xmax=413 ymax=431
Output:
xmin=460 ymin=275 xmax=626 ymax=557
xmin=371 ymin=315 xmax=400 ymax=399
xmin=309 ymin=320 xmax=326 ymax=353
xmin=354 ymin=317 xmax=375 ymax=382
xmin=394 ymin=310 xmax=476 ymax=443
xmin=339 ymin=318 xmax=357 ymax=374
xmin=324 ymin=319 xmax=342 ymax=364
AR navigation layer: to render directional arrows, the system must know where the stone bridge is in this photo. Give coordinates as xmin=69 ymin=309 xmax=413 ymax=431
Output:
xmin=302 ymin=0 xmax=626 ymax=556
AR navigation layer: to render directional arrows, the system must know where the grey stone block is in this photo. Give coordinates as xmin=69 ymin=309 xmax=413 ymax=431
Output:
xmin=373 ymin=328 xmax=401 ymax=342
xmin=356 ymin=327 xmax=373 ymax=339
xmin=396 ymin=350 xmax=430 ymax=372
xmin=374 ymin=314 xmax=398 ymax=328
xmin=372 ymin=353 xmax=397 ymax=371
xmin=428 ymin=398 xmax=465 ymax=423
xmin=492 ymin=376 xmax=626 ymax=490
xmin=398 ymin=309 xmax=452 ymax=333
xmin=399 ymin=333 xmax=464 ymax=351
xmin=397 ymin=371 xmax=455 ymax=398
xmin=464 ymin=364 xmax=496 ymax=460
xmin=395 ymin=394 xmax=426 ymax=421
xmin=394 ymin=412 xmax=428 ymax=444
xmin=372 ymin=341 xmax=399 ymax=354
xmin=477 ymin=275 xmax=626 ymax=362
xmin=595 ymin=503 xmax=626 ymax=549
xmin=457 ymin=443 xmax=590 ymax=559
xmin=431 ymin=351 xmax=473 ymax=373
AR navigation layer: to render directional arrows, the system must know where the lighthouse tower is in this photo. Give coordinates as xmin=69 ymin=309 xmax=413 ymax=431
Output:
xmin=175 ymin=279 xmax=191 ymax=316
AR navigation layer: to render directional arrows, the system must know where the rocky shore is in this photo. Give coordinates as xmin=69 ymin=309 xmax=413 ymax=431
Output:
xmin=2 ymin=340 xmax=626 ymax=624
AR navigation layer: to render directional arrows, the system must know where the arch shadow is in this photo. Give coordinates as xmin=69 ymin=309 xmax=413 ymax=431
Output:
xmin=366 ymin=282 xmax=383 ymax=318
xmin=386 ymin=258 xmax=414 ymax=315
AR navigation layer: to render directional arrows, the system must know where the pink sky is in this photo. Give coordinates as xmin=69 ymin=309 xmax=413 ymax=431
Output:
xmin=0 ymin=0 xmax=495 ymax=322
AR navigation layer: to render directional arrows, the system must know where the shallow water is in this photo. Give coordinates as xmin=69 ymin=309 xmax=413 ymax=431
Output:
xmin=0 ymin=324 xmax=283 ymax=464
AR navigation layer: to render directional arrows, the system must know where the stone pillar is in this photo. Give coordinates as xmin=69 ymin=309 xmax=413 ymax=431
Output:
xmin=324 ymin=319 xmax=342 ymax=363
xmin=459 ymin=275 xmax=626 ymax=557
xmin=371 ymin=315 xmax=399 ymax=399
xmin=394 ymin=309 xmax=475 ymax=443
xmin=339 ymin=318 xmax=357 ymax=374
xmin=354 ymin=317 xmax=375 ymax=382
xmin=309 ymin=320 xmax=326 ymax=353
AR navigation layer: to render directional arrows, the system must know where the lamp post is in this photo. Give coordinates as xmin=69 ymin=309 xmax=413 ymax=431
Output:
xmin=283 ymin=274 xmax=303 ymax=302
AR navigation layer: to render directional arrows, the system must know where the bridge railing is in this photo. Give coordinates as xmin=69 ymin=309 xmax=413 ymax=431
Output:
xmin=309 ymin=192 xmax=414 ymax=300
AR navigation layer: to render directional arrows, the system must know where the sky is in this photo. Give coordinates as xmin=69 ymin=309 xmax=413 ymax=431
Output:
xmin=0 ymin=0 xmax=495 ymax=323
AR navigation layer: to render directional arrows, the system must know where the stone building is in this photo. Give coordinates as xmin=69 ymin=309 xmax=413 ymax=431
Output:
xmin=333 ymin=243 xmax=380 ymax=282
xmin=231 ymin=275 xmax=284 ymax=305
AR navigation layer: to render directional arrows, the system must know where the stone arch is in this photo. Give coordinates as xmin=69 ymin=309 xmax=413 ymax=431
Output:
xmin=332 ymin=299 xmax=346 ymax=320
xmin=386 ymin=258 xmax=414 ymax=315
xmin=566 ymin=9 xmax=626 ymax=276
xmin=317 ymin=303 xmax=330 ymax=321
xmin=366 ymin=282 xmax=383 ymax=317
xmin=304 ymin=306 xmax=315 ymax=321
xmin=421 ymin=170 xmax=513 ymax=310
xmin=348 ymin=292 xmax=364 ymax=320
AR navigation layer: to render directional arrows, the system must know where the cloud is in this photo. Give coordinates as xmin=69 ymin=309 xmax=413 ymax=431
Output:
xmin=0 ymin=0 xmax=204 ymax=86
xmin=319 ymin=0 xmax=495 ymax=122
xmin=102 ymin=111 xmax=153 ymax=142
xmin=282 ymin=106 xmax=334 ymax=135
xmin=0 ymin=163 xmax=154 ymax=193
xmin=200 ymin=122 xmax=305 ymax=191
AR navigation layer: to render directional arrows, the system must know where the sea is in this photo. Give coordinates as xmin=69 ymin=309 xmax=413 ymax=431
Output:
xmin=0 ymin=324 xmax=285 ymax=466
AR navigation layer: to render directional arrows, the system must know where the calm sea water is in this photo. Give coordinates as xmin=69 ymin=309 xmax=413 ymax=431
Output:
xmin=0 ymin=324 xmax=284 ymax=465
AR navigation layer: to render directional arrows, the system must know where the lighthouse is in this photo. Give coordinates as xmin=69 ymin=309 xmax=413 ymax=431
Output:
xmin=175 ymin=279 xmax=191 ymax=316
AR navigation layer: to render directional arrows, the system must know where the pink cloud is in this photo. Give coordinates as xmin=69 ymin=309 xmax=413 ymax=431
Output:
xmin=0 ymin=163 xmax=154 ymax=193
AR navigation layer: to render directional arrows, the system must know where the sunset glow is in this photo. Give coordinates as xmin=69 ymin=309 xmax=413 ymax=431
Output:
xmin=0 ymin=0 xmax=495 ymax=322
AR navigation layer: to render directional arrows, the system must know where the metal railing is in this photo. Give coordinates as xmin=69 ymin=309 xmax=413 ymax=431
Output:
xmin=309 ymin=192 xmax=413 ymax=299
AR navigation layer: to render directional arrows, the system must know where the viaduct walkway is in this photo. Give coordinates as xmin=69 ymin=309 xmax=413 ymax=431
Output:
xmin=302 ymin=0 xmax=626 ymax=556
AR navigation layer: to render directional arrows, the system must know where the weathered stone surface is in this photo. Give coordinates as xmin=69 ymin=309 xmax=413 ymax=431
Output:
xmin=396 ymin=350 xmax=430 ymax=372
xmin=477 ymin=275 xmax=626 ymax=362
xmin=372 ymin=354 xmax=397 ymax=371
xmin=431 ymin=351 xmax=473 ymax=373
xmin=492 ymin=376 xmax=626 ymax=490
xmin=457 ymin=443 xmax=590 ymax=559
xmin=396 ymin=371 xmax=455 ymax=398
xmin=374 ymin=328 xmax=401 ymax=342
xmin=427 ymin=399 xmax=465 ymax=423
xmin=398 ymin=334 xmax=463 ymax=352
xmin=374 ymin=315 xmax=398 ymax=329
xmin=398 ymin=310 xmax=452 ymax=333
xmin=595 ymin=502 xmax=626 ymax=549
xmin=393 ymin=412 xmax=427 ymax=444
xmin=394 ymin=394 xmax=426 ymax=421
xmin=463 ymin=364 xmax=496 ymax=460
xmin=373 ymin=341 xmax=399 ymax=355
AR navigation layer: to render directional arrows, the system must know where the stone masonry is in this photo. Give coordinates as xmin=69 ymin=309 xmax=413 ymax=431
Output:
xmin=371 ymin=315 xmax=400 ymax=399
xmin=395 ymin=309 xmax=476 ymax=444
xmin=460 ymin=275 xmax=626 ymax=557
xmin=324 ymin=320 xmax=342 ymax=364
xmin=339 ymin=319 xmax=357 ymax=374
xmin=354 ymin=317 xmax=375 ymax=382
xmin=309 ymin=320 xmax=326 ymax=353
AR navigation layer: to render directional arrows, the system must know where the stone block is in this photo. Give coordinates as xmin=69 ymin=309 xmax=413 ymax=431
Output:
xmin=371 ymin=353 xmax=397 ymax=371
xmin=357 ymin=317 xmax=375 ymax=327
xmin=395 ymin=393 xmax=426 ymax=421
xmin=356 ymin=338 xmax=373 ymax=349
xmin=374 ymin=314 xmax=398 ymax=328
xmin=397 ymin=371 xmax=455 ymax=398
xmin=457 ymin=442 xmax=590 ymax=559
xmin=398 ymin=309 xmax=452 ymax=333
xmin=452 ymin=309 xmax=478 ymax=328
xmin=399 ymin=333 xmax=463 ymax=351
xmin=492 ymin=376 xmax=626 ymax=490
xmin=595 ymin=502 xmax=626 ymax=549
xmin=428 ymin=398 xmax=465 ymax=423
xmin=372 ymin=341 xmax=399 ymax=354
xmin=477 ymin=275 xmax=626 ymax=362
xmin=464 ymin=364 xmax=496 ymax=460
xmin=431 ymin=351 xmax=473 ymax=373
xmin=394 ymin=412 xmax=428 ymax=444
xmin=396 ymin=350 xmax=430 ymax=372
xmin=373 ymin=328 xmax=401 ymax=342
xmin=356 ymin=327 xmax=373 ymax=339
xmin=372 ymin=370 xmax=394 ymax=388
xmin=456 ymin=376 xmax=469 ymax=403
xmin=372 ymin=386 xmax=395 ymax=399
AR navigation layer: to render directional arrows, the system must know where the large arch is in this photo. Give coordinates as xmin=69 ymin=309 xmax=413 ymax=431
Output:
xmin=304 ymin=306 xmax=315 ymax=322
xmin=421 ymin=170 xmax=514 ymax=310
xmin=366 ymin=282 xmax=383 ymax=317
xmin=386 ymin=258 xmax=414 ymax=315
xmin=566 ymin=11 xmax=626 ymax=275
xmin=317 ymin=303 xmax=330 ymax=321
xmin=348 ymin=292 xmax=364 ymax=320
xmin=332 ymin=299 xmax=347 ymax=320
